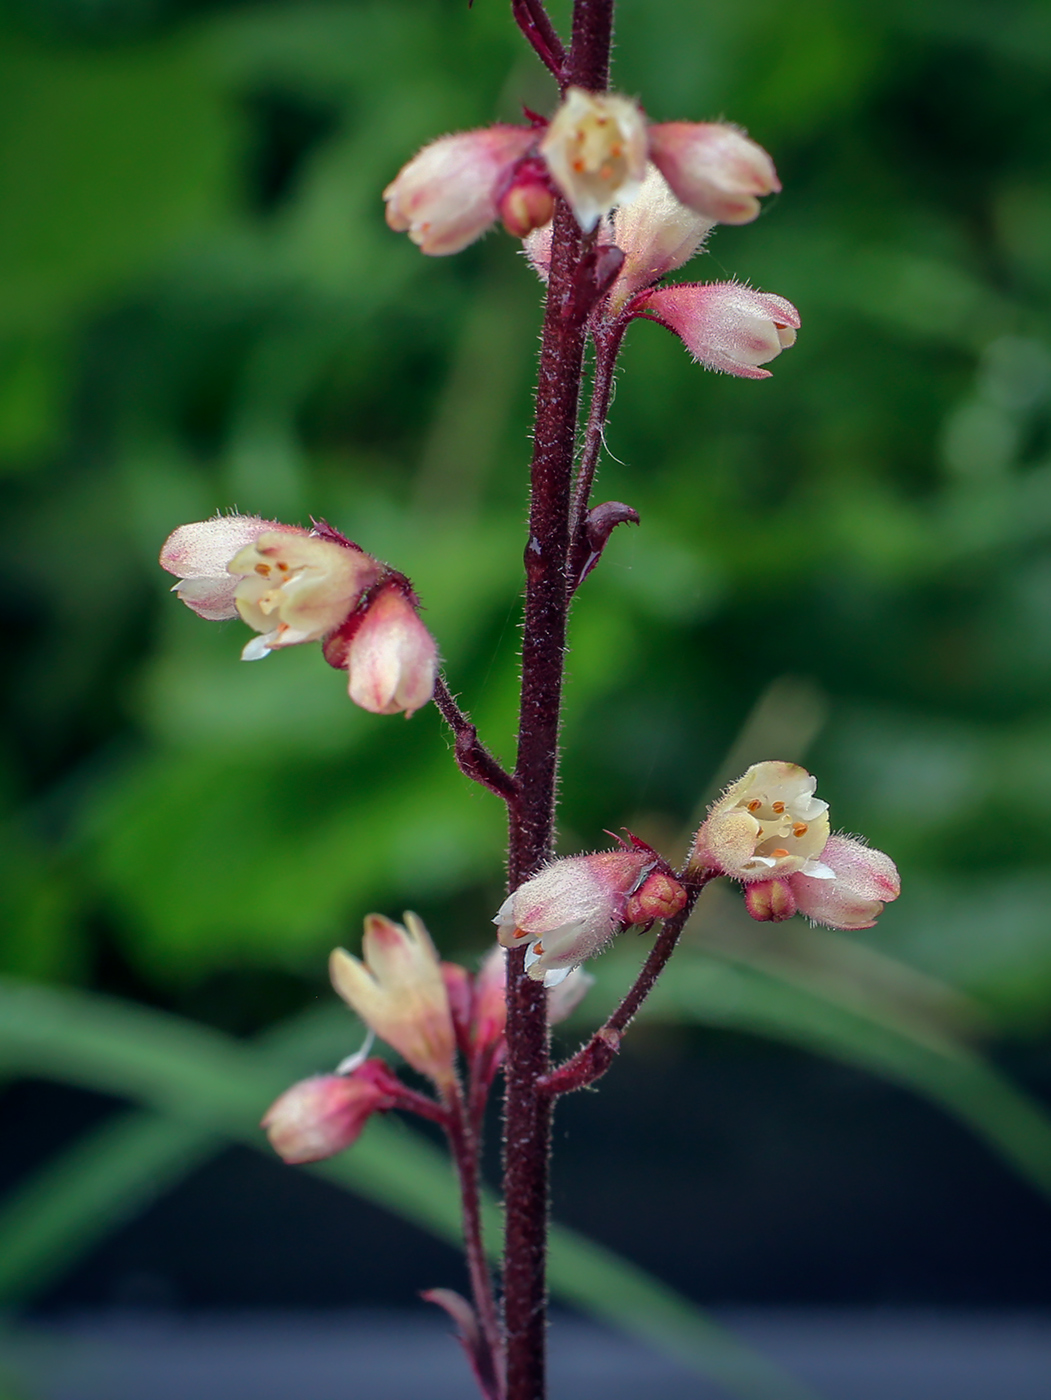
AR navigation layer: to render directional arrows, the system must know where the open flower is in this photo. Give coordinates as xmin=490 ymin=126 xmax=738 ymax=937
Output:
xmin=648 ymin=122 xmax=780 ymax=224
xmin=632 ymin=281 xmax=799 ymax=378
xmin=691 ymin=761 xmax=832 ymax=882
xmin=539 ymin=87 xmax=649 ymax=231
xmin=494 ymin=848 xmax=687 ymax=985
xmin=330 ymin=913 xmax=457 ymax=1092
xmin=383 ymin=125 xmax=538 ymax=254
xmin=605 ymin=163 xmax=713 ymax=310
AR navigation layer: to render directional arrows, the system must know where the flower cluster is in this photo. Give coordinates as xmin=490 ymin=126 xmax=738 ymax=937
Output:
xmin=494 ymin=839 xmax=688 ymax=986
xmin=384 ymin=86 xmax=778 ymax=249
xmin=262 ymin=913 xmax=590 ymax=1164
xmin=691 ymin=761 xmax=901 ymax=930
xmin=160 ymin=515 xmax=437 ymax=716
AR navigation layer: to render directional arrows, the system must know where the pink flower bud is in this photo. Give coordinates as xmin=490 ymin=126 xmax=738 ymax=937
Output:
xmin=648 ymin=122 xmax=780 ymax=225
xmin=384 ymin=126 xmax=537 ymax=255
xmin=471 ymin=945 xmax=508 ymax=1057
xmin=744 ymin=878 xmax=797 ymax=923
xmin=261 ymin=1063 xmax=397 ymax=1164
xmin=539 ymin=87 xmax=648 ymax=231
xmin=334 ymin=581 xmax=438 ymax=717
xmin=633 ymin=282 xmax=800 ymax=379
xmin=789 ymin=835 xmax=901 ymax=930
xmin=498 ymin=159 xmax=556 ymax=238
xmin=691 ymin=761 xmax=831 ymax=883
xmin=624 ymin=866 xmax=689 ymax=925
xmin=493 ymin=848 xmax=686 ymax=985
xmin=159 ymin=516 xmax=380 ymax=657
xmin=442 ymin=961 xmax=474 ymax=1059
xmin=607 ymin=164 xmax=712 ymax=310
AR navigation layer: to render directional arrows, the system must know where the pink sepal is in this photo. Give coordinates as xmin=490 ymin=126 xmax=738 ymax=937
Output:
xmin=633 ymin=281 xmax=800 ymax=379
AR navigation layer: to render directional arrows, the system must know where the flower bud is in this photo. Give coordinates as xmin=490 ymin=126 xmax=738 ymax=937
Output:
xmin=692 ymin=761 xmax=831 ymax=882
xmin=789 ymin=835 xmax=900 ymax=930
xmin=539 ymin=88 xmax=648 ymax=232
xmin=338 ymin=581 xmax=438 ymax=717
xmin=261 ymin=1063 xmax=397 ymax=1164
xmin=744 ymin=878 xmax=797 ymax=923
xmin=633 ymin=281 xmax=799 ymax=379
xmin=330 ymin=913 xmax=457 ymax=1091
xmin=624 ymin=866 xmax=689 ymax=925
xmin=494 ymin=848 xmax=686 ymax=985
xmin=384 ymin=126 xmax=537 ymax=255
xmin=159 ymin=516 xmax=380 ymax=658
xmin=648 ymin=122 xmax=780 ymax=225
xmin=606 ymin=164 xmax=712 ymax=310
xmin=498 ymin=159 xmax=557 ymax=238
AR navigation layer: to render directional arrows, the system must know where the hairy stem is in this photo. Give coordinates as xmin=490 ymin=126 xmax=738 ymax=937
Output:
xmin=502 ymin=5 xmax=616 ymax=1399
xmin=447 ymin=1101 xmax=504 ymax=1398
xmin=568 ymin=319 xmax=629 ymax=586
xmin=539 ymin=875 xmax=711 ymax=1097
xmin=511 ymin=0 xmax=566 ymax=80
xmin=433 ymin=675 xmax=519 ymax=806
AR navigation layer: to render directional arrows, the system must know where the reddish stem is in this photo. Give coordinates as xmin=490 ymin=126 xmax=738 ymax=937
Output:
xmin=502 ymin=6 xmax=616 ymax=1399
xmin=511 ymin=0 xmax=566 ymax=80
xmin=538 ymin=874 xmax=711 ymax=1097
xmin=446 ymin=1094 xmax=505 ymax=1398
xmin=567 ymin=319 xmax=629 ymax=588
xmin=433 ymin=675 xmax=519 ymax=806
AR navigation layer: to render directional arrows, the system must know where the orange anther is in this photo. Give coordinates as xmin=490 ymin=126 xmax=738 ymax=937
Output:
xmin=255 ymin=563 xmax=270 ymax=576
xmin=793 ymin=822 xmax=809 ymax=838
xmin=772 ymin=801 xmax=785 ymax=814
xmin=771 ymin=848 xmax=789 ymax=858
xmin=747 ymin=799 xmax=762 ymax=812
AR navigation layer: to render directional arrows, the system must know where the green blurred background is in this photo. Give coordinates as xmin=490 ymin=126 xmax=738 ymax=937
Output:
xmin=4 ymin=0 xmax=1051 ymax=1325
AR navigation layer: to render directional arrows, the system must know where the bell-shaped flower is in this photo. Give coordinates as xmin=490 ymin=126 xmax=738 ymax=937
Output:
xmin=691 ymin=761 xmax=832 ymax=882
xmin=494 ymin=848 xmax=687 ymax=985
xmin=324 ymin=580 xmax=438 ymax=717
xmin=539 ymin=87 xmax=648 ymax=232
xmin=648 ymin=122 xmax=780 ymax=225
xmin=160 ymin=516 xmax=380 ymax=658
xmin=330 ymin=913 xmax=457 ymax=1092
xmin=632 ymin=281 xmax=799 ymax=379
xmin=262 ymin=1060 xmax=399 ymax=1165
xmin=384 ymin=126 xmax=537 ymax=255
xmin=605 ymin=163 xmax=713 ymax=311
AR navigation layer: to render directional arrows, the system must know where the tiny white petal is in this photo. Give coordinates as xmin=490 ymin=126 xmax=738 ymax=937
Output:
xmin=799 ymin=860 xmax=836 ymax=880
xmin=241 ymin=635 xmax=273 ymax=661
xmin=493 ymin=894 xmax=516 ymax=927
xmin=336 ymin=1030 xmax=376 ymax=1075
xmin=542 ymin=967 xmax=573 ymax=988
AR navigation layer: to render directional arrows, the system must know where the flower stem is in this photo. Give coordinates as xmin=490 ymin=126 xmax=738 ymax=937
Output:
xmin=568 ymin=319 xmax=629 ymax=587
xmin=538 ymin=874 xmax=712 ymax=1097
xmin=446 ymin=1098 xmax=505 ymax=1398
xmin=502 ymin=6 xmax=616 ymax=1399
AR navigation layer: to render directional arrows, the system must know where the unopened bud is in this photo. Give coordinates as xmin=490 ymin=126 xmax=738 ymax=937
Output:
xmin=330 ymin=913 xmax=457 ymax=1091
xmin=634 ymin=281 xmax=799 ymax=379
xmin=262 ymin=1063 xmax=396 ymax=1164
xmin=498 ymin=160 xmax=556 ymax=238
xmin=340 ymin=582 xmax=438 ymax=717
xmin=648 ymin=122 xmax=780 ymax=225
xmin=744 ymin=878 xmax=797 ymax=923
xmin=624 ymin=867 xmax=688 ymax=924
xmin=790 ymin=835 xmax=900 ymax=930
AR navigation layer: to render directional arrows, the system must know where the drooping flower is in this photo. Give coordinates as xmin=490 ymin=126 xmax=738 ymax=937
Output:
xmin=648 ymin=122 xmax=780 ymax=225
xmin=494 ymin=847 xmax=687 ymax=985
xmin=691 ymin=761 xmax=832 ymax=882
xmin=261 ymin=1060 xmax=399 ymax=1164
xmin=787 ymin=834 xmax=900 ymax=930
xmin=383 ymin=126 xmax=538 ymax=255
xmin=538 ymin=87 xmax=648 ymax=231
xmin=330 ymin=913 xmax=457 ymax=1092
xmin=632 ymin=281 xmax=799 ymax=379
xmin=325 ymin=580 xmax=438 ymax=718
xmin=160 ymin=516 xmax=437 ymax=716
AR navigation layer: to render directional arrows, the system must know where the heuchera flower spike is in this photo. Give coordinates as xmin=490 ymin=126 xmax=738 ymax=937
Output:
xmin=632 ymin=282 xmax=799 ymax=379
xmin=330 ymin=913 xmax=457 ymax=1093
xmin=648 ymin=122 xmax=780 ymax=225
xmin=494 ymin=848 xmax=687 ymax=985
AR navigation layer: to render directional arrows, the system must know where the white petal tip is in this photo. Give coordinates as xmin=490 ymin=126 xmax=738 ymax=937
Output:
xmin=241 ymin=636 xmax=273 ymax=661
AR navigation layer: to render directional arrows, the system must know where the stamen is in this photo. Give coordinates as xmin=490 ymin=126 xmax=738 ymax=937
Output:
xmin=255 ymin=563 xmax=270 ymax=576
xmin=793 ymin=822 xmax=808 ymax=837
xmin=747 ymin=799 xmax=762 ymax=812
xmin=772 ymin=801 xmax=785 ymax=814
xmin=771 ymin=847 xmax=789 ymax=858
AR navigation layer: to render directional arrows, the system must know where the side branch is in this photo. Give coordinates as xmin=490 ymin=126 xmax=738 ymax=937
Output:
xmin=568 ymin=319 xmax=629 ymax=587
xmin=433 ymin=675 xmax=519 ymax=806
xmin=511 ymin=0 xmax=566 ymax=80
xmin=538 ymin=872 xmax=712 ymax=1096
